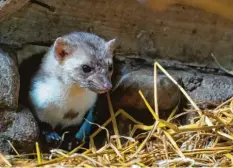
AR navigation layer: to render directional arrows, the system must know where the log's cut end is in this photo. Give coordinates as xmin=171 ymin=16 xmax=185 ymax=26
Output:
xmin=0 ymin=0 xmax=29 ymax=22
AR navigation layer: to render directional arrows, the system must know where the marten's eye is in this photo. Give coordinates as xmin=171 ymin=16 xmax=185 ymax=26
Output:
xmin=108 ymin=64 xmax=113 ymax=72
xmin=82 ymin=65 xmax=92 ymax=73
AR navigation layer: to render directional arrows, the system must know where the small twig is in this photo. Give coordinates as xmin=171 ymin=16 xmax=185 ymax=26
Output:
xmin=84 ymin=118 xmax=110 ymax=142
xmin=73 ymin=153 xmax=106 ymax=167
xmin=107 ymin=93 xmax=122 ymax=149
xmin=68 ymin=142 xmax=85 ymax=155
xmin=111 ymin=135 xmax=135 ymax=142
xmin=138 ymin=91 xmax=178 ymax=131
xmin=130 ymin=121 xmax=159 ymax=159
xmin=110 ymin=143 xmax=123 ymax=160
xmin=155 ymin=62 xmax=202 ymax=115
xmin=96 ymin=143 xmax=109 ymax=154
xmin=7 ymin=140 xmax=20 ymax=156
xmin=154 ymin=62 xmax=159 ymax=118
xmin=36 ymin=142 xmax=42 ymax=164
xmin=51 ymin=149 xmax=69 ymax=157
xmin=0 ymin=153 xmax=12 ymax=167
xmin=164 ymin=131 xmax=185 ymax=158
xmin=213 ymin=97 xmax=233 ymax=111
xmin=162 ymin=135 xmax=169 ymax=160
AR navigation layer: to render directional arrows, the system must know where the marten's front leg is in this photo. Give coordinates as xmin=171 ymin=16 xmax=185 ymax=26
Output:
xmin=39 ymin=121 xmax=61 ymax=147
xmin=59 ymin=107 xmax=95 ymax=151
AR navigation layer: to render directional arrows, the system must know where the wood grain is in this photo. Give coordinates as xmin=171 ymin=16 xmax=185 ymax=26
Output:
xmin=0 ymin=0 xmax=232 ymax=67
xmin=0 ymin=0 xmax=29 ymax=22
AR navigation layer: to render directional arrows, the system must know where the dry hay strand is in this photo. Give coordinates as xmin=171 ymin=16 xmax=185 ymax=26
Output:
xmin=1 ymin=61 xmax=233 ymax=167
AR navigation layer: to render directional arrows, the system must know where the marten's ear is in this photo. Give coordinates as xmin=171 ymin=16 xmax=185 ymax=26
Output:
xmin=54 ymin=37 xmax=74 ymax=62
xmin=105 ymin=38 xmax=116 ymax=55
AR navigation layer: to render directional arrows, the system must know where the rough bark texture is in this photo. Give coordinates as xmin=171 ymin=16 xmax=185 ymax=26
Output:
xmin=0 ymin=0 xmax=233 ymax=69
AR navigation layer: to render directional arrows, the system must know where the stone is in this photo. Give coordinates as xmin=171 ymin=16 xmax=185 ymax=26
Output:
xmin=0 ymin=108 xmax=39 ymax=154
xmin=111 ymin=56 xmax=182 ymax=118
xmin=111 ymin=69 xmax=181 ymax=112
xmin=0 ymin=49 xmax=19 ymax=109
xmin=172 ymin=70 xmax=233 ymax=104
xmin=110 ymin=70 xmax=181 ymax=140
xmin=0 ymin=43 xmax=18 ymax=64
xmin=113 ymin=56 xmax=233 ymax=107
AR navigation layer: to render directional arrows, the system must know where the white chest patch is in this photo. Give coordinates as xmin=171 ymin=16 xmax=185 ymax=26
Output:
xmin=30 ymin=78 xmax=97 ymax=129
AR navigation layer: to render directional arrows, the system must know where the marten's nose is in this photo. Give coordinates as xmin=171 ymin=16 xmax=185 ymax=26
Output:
xmin=103 ymin=82 xmax=112 ymax=90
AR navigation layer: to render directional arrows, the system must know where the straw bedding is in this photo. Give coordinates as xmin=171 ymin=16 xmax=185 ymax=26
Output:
xmin=1 ymin=62 xmax=233 ymax=167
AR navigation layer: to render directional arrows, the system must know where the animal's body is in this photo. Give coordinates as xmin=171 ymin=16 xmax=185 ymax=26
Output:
xmin=30 ymin=67 xmax=98 ymax=129
xmin=19 ymin=32 xmax=116 ymax=148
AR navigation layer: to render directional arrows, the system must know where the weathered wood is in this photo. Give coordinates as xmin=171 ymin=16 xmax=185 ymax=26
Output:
xmin=0 ymin=0 xmax=233 ymax=68
xmin=139 ymin=0 xmax=233 ymax=21
xmin=0 ymin=0 xmax=29 ymax=22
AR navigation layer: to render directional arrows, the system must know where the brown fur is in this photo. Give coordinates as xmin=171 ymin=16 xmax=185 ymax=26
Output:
xmin=63 ymin=109 xmax=79 ymax=120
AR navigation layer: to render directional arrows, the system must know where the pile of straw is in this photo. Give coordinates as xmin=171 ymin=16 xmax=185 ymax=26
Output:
xmin=1 ymin=62 xmax=233 ymax=167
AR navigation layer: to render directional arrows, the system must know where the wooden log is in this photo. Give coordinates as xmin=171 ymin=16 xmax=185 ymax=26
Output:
xmin=0 ymin=0 xmax=29 ymax=22
xmin=139 ymin=0 xmax=233 ymax=21
xmin=0 ymin=0 xmax=232 ymax=68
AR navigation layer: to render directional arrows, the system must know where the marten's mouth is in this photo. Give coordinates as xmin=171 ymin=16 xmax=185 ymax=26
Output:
xmin=96 ymin=90 xmax=109 ymax=94
xmin=79 ymin=82 xmax=112 ymax=93
xmin=88 ymin=88 xmax=111 ymax=94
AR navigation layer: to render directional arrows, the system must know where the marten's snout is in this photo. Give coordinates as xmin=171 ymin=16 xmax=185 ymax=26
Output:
xmin=87 ymin=74 xmax=113 ymax=93
xmin=97 ymin=78 xmax=112 ymax=92
xmin=103 ymin=82 xmax=112 ymax=90
xmin=100 ymin=75 xmax=112 ymax=91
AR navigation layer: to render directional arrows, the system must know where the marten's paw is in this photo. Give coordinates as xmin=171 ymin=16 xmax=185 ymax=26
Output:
xmin=44 ymin=132 xmax=61 ymax=144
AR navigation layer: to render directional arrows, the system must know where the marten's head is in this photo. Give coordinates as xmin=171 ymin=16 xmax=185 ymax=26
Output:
xmin=52 ymin=32 xmax=116 ymax=93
